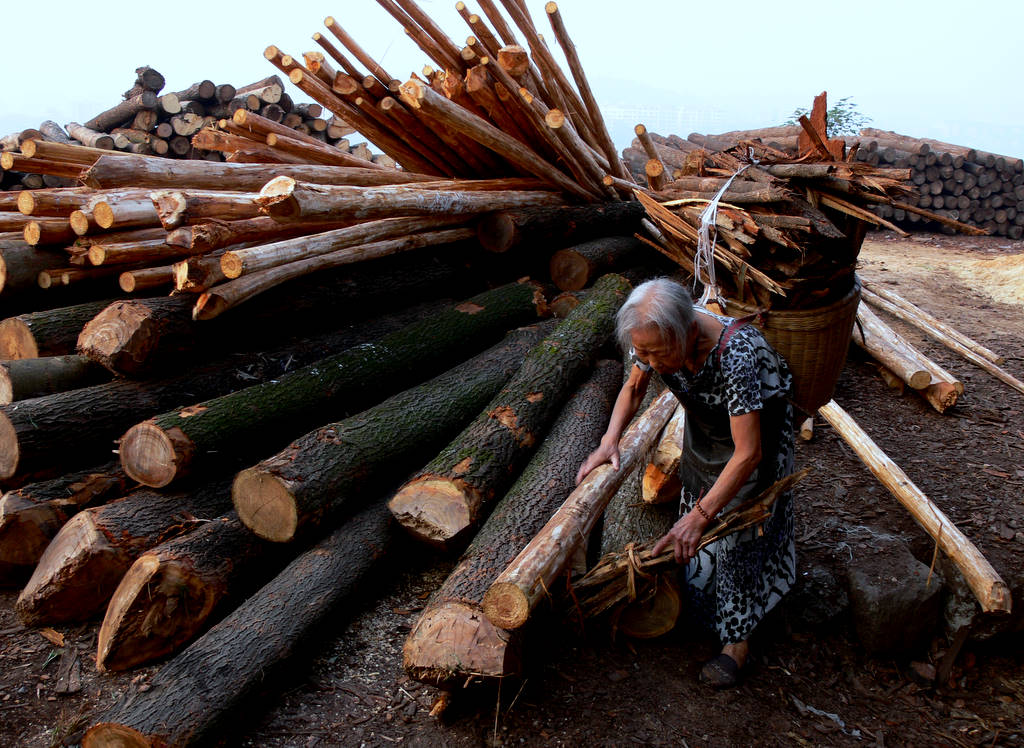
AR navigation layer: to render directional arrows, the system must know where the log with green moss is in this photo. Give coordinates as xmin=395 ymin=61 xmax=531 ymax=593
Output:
xmin=0 ymin=301 xmax=447 ymax=484
xmin=403 ymin=360 xmax=621 ymax=686
xmin=83 ymin=502 xmax=395 ymax=748
xmin=232 ymin=321 xmax=553 ymax=543
xmin=388 ymin=274 xmax=632 ymax=550
xmin=0 ymin=461 xmax=131 ymax=579
xmin=15 ymin=477 xmax=235 ymax=626
xmin=122 ymin=282 xmax=546 ymax=489
xmin=97 ymin=511 xmax=292 ymax=672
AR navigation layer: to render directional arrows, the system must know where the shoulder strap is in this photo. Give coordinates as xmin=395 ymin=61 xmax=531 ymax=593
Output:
xmin=714 ymin=315 xmax=757 ymax=368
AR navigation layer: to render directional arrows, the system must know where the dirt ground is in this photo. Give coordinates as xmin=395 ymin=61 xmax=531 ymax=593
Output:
xmin=1 ymin=230 xmax=1023 ymax=747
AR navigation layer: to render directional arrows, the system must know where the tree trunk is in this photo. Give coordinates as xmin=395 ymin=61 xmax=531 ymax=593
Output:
xmin=0 ymin=299 xmax=115 ymax=359
xmin=403 ymin=359 xmax=620 ymax=685
xmin=548 ymin=235 xmax=646 ymax=291
xmin=122 ymin=283 xmax=545 ymax=490
xmin=65 ymin=123 xmax=114 ymax=150
xmin=483 ymin=389 xmax=678 ymax=629
xmin=15 ymin=478 xmax=234 ymax=625
xmin=83 ymin=156 xmax=436 ymax=192
xmin=0 ymin=355 xmax=110 ymax=403
xmin=389 ymin=274 xmax=631 ymax=550
xmin=255 ymin=176 xmax=564 ymax=223
xmin=0 ymin=462 xmax=130 ymax=571
xmin=96 ymin=512 xmax=292 ymax=672
xmin=82 ymin=502 xmax=394 ymax=748
xmin=150 ymin=190 xmax=262 ymax=230
xmin=0 ymin=300 xmax=451 ymax=483
xmin=817 ymin=400 xmax=1011 ymax=614
xmin=476 ymin=201 xmax=644 ymax=253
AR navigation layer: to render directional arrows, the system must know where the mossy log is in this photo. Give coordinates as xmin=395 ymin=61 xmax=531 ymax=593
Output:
xmin=76 ymin=250 xmax=478 ymax=375
xmin=82 ymin=503 xmax=396 ymax=748
xmin=0 ymin=302 xmax=448 ymax=484
xmin=123 ymin=282 xmax=545 ymax=490
xmin=477 ymin=202 xmax=645 ymax=253
xmin=0 ymin=355 xmax=111 ymax=404
xmin=404 ymin=360 xmax=620 ymax=685
xmin=0 ymin=299 xmax=115 ymax=359
xmin=233 ymin=321 xmax=552 ymax=542
xmin=15 ymin=478 xmax=233 ymax=626
xmin=97 ymin=512 xmax=291 ymax=672
xmin=389 ymin=274 xmax=631 ymax=550
xmin=0 ymin=462 xmax=130 ymax=576
xmin=548 ymin=236 xmax=647 ymax=292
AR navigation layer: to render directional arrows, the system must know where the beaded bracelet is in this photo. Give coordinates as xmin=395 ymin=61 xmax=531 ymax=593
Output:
xmin=694 ymin=501 xmax=711 ymax=522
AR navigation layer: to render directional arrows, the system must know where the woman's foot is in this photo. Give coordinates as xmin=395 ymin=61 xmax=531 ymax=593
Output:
xmin=699 ymin=641 xmax=749 ymax=689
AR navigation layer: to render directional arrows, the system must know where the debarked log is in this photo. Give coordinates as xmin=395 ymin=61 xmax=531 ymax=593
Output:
xmin=388 ymin=274 xmax=631 ymax=550
xmin=403 ymin=359 xmax=620 ymax=685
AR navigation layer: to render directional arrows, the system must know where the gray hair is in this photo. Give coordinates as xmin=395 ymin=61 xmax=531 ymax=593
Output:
xmin=615 ymin=278 xmax=696 ymax=352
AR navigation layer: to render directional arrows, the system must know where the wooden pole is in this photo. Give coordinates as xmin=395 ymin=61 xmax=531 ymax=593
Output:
xmin=818 ymin=400 xmax=1010 ymax=614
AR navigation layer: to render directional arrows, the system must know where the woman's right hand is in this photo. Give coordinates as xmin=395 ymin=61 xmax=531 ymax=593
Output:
xmin=575 ymin=439 xmax=620 ymax=485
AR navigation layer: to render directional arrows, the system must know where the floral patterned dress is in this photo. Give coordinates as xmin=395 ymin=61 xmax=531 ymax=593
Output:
xmin=633 ymin=307 xmax=795 ymax=644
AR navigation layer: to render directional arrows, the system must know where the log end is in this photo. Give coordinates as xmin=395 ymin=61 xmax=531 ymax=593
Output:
xmin=614 ymin=572 xmax=681 ymax=640
xmin=0 ymin=318 xmax=39 ymax=359
xmin=15 ymin=510 xmax=117 ymax=625
xmin=548 ymin=249 xmax=588 ymax=292
xmin=0 ymin=367 xmax=11 ymax=406
xmin=640 ymin=463 xmax=681 ymax=505
xmin=232 ymin=467 xmax=298 ymax=543
xmin=476 ymin=212 xmax=515 ymax=253
xmin=387 ymin=478 xmax=472 ymax=550
xmin=77 ymin=302 xmax=153 ymax=374
xmin=255 ymin=176 xmax=300 ymax=220
xmin=481 ymin=582 xmax=529 ymax=630
xmin=0 ymin=411 xmax=20 ymax=479
xmin=82 ymin=723 xmax=154 ymax=748
xmin=403 ymin=602 xmax=520 ymax=686
xmin=0 ymin=495 xmax=61 ymax=565
xmin=16 ymin=191 xmax=36 ymax=216
xmin=220 ymin=251 xmax=243 ymax=279
xmin=98 ymin=551 xmax=215 ymax=672
xmin=69 ymin=211 xmax=91 ymax=236
xmin=93 ymin=202 xmax=116 ymax=231
xmin=119 ymin=423 xmax=190 ymax=488
xmin=23 ymin=222 xmax=42 ymax=246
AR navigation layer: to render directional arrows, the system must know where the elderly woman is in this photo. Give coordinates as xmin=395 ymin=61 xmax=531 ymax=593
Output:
xmin=577 ymin=278 xmax=795 ymax=689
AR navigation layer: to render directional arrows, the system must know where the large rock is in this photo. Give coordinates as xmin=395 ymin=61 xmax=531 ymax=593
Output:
xmin=845 ymin=528 xmax=944 ymax=655
xmin=784 ymin=559 xmax=849 ymax=628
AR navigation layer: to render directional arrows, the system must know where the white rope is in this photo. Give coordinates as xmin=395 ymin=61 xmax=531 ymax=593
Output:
xmin=693 ymin=156 xmax=756 ymax=308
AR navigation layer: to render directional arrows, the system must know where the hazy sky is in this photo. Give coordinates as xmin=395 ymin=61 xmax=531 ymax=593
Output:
xmin=4 ymin=0 xmax=1022 ymax=158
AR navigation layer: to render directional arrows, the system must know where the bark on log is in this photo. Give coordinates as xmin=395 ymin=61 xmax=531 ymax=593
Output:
xmin=641 ymin=403 xmax=685 ymax=505
xmin=96 ymin=512 xmax=291 ymax=671
xmin=0 ymin=242 xmax=70 ymax=296
xmin=121 ymin=282 xmax=545 ymax=490
xmin=15 ymin=478 xmax=234 ymax=625
xmin=0 ymin=299 xmax=114 ymax=359
xmin=389 ymin=274 xmax=631 ymax=550
xmin=65 ymin=123 xmax=114 ymax=150
xmin=0 ymin=462 xmax=130 ymax=571
xmin=255 ymin=176 xmax=564 ymax=222
xmin=233 ymin=321 xmax=552 ymax=543
xmin=165 ymin=216 xmax=352 ymax=253
xmin=817 ymin=400 xmax=1011 ymax=614
xmin=548 ymin=235 xmax=645 ymax=292
xmin=404 ymin=360 xmax=620 ymax=684
xmin=1 ymin=301 xmax=450 ymax=483
xmin=82 ymin=502 xmax=394 ymax=748
xmin=150 ymin=190 xmax=261 ymax=230
xmin=119 ymin=266 xmax=176 ymax=294
xmin=477 ymin=201 xmax=645 ymax=253
xmin=0 ymin=355 xmax=110 ymax=403
xmin=483 ymin=389 xmax=679 ymax=629
xmin=83 ymin=156 xmax=434 ymax=191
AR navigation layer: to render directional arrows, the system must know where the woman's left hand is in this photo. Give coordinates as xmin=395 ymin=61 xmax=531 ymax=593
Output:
xmin=652 ymin=509 xmax=709 ymax=564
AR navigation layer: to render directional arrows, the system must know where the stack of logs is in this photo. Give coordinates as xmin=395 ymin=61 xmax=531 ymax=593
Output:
xmin=0 ymin=66 xmax=367 ymax=193
xmin=638 ymin=124 xmax=1024 ymax=238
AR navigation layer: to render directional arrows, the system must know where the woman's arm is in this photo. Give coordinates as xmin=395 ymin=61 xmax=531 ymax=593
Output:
xmin=653 ymin=410 xmax=762 ymax=563
xmin=575 ymin=363 xmax=651 ymax=484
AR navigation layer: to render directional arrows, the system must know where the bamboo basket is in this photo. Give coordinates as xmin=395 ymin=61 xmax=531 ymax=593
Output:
xmin=723 ymin=277 xmax=861 ymax=415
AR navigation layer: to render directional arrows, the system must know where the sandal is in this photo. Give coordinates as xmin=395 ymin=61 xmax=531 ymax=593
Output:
xmin=699 ymin=653 xmax=741 ymax=689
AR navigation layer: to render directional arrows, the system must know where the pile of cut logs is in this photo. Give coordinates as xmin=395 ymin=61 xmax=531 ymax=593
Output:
xmin=0 ymin=66 xmax=368 ymax=193
xmin=0 ymin=3 xmax=1015 ymax=747
xmin=656 ymin=123 xmax=1024 ymax=237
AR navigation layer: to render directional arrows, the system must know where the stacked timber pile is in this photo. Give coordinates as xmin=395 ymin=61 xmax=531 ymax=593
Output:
xmin=0 ymin=67 xmax=372 ymax=193
xmin=666 ymin=122 xmax=1023 ymax=237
